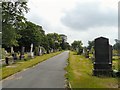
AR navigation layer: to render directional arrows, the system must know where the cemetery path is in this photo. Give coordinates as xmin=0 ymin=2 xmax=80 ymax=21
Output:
xmin=2 ymin=51 xmax=69 ymax=88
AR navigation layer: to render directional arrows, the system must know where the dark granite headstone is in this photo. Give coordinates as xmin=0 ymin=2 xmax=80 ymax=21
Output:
xmin=20 ymin=47 xmax=25 ymax=60
xmin=93 ymin=37 xmax=113 ymax=76
xmin=5 ymin=57 xmax=9 ymax=65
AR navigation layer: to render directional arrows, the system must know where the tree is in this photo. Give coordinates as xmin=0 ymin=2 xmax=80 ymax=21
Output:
xmin=46 ymin=33 xmax=61 ymax=51
xmin=2 ymin=1 xmax=29 ymax=48
xmin=60 ymin=34 xmax=67 ymax=50
xmin=113 ymin=39 xmax=120 ymax=55
xmin=18 ymin=21 xmax=45 ymax=51
xmin=63 ymin=42 xmax=70 ymax=50
xmin=71 ymin=40 xmax=83 ymax=54
xmin=87 ymin=41 xmax=94 ymax=50
xmin=113 ymin=39 xmax=120 ymax=50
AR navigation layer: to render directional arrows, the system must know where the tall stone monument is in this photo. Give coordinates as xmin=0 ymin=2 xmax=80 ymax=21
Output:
xmin=38 ymin=46 xmax=42 ymax=56
xmin=30 ymin=43 xmax=34 ymax=58
xmin=11 ymin=47 xmax=14 ymax=54
xmin=93 ymin=37 xmax=113 ymax=76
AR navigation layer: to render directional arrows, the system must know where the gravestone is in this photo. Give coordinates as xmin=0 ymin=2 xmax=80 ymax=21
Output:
xmin=93 ymin=37 xmax=113 ymax=76
xmin=85 ymin=50 xmax=89 ymax=58
xmin=20 ymin=47 xmax=25 ymax=60
xmin=84 ymin=49 xmax=89 ymax=58
xmin=29 ymin=43 xmax=34 ymax=58
xmin=5 ymin=56 xmax=9 ymax=65
xmin=11 ymin=47 xmax=14 ymax=54
xmin=38 ymin=46 xmax=42 ymax=56
xmin=13 ymin=53 xmax=18 ymax=61
xmin=76 ymin=47 xmax=83 ymax=55
xmin=50 ymin=49 xmax=53 ymax=53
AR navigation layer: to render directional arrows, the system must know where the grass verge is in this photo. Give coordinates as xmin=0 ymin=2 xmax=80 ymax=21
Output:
xmin=65 ymin=51 xmax=118 ymax=88
xmin=1 ymin=51 xmax=62 ymax=79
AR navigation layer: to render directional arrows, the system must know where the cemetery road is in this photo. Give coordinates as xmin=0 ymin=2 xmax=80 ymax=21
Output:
xmin=2 ymin=51 xmax=69 ymax=88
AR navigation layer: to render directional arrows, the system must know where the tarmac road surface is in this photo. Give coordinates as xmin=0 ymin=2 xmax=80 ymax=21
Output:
xmin=2 ymin=51 xmax=69 ymax=88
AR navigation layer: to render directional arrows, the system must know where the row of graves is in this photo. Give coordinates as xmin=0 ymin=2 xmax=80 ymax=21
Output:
xmin=4 ymin=44 xmax=52 ymax=65
xmin=83 ymin=37 xmax=120 ymax=77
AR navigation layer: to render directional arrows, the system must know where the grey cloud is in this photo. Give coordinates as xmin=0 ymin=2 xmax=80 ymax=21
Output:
xmin=61 ymin=2 xmax=117 ymax=30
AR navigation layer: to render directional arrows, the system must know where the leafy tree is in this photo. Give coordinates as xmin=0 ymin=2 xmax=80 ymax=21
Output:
xmin=63 ymin=42 xmax=70 ymax=50
xmin=2 ymin=1 xmax=28 ymax=48
xmin=18 ymin=21 xmax=45 ymax=51
xmin=113 ymin=39 xmax=120 ymax=55
xmin=60 ymin=34 xmax=67 ymax=50
xmin=87 ymin=40 xmax=94 ymax=50
xmin=46 ymin=33 xmax=62 ymax=51
xmin=113 ymin=39 xmax=120 ymax=50
xmin=71 ymin=40 xmax=83 ymax=54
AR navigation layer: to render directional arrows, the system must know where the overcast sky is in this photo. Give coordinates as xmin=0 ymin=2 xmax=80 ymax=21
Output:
xmin=25 ymin=0 xmax=119 ymax=46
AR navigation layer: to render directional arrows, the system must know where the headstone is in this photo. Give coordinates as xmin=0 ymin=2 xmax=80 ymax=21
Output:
xmin=76 ymin=47 xmax=83 ymax=55
xmin=83 ymin=48 xmax=86 ymax=54
xmin=13 ymin=53 xmax=18 ymax=61
xmin=20 ymin=47 xmax=25 ymax=60
xmin=76 ymin=47 xmax=79 ymax=53
xmin=51 ymin=49 xmax=53 ymax=53
xmin=38 ymin=46 xmax=42 ymax=56
xmin=29 ymin=43 xmax=34 ymax=58
xmin=5 ymin=57 xmax=9 ymax=65
xmin=84 ymin=48 xmax=89 ymax=58
xmin=85 ymin=50 xmax=89 ymax=58
xmin=11 ymin=47 xmax=14 ymax=54
xmin=22 ymin=47 xmax=25 ymax=55
xmin=93 ymin=37 xmax=113 ymax=76
xmin=5 ymin=50 xmax=7 ymax=55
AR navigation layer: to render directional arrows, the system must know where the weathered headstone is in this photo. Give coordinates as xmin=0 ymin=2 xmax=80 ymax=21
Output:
xmin=11 ymin=47 xmax=14 ymax=54
xmin=93 ymin=37 xmax=113 ymax=76
xmin=76 ymin=47 xmax=83 ymax=55
xmin=51 ymin=49 xmax=54 ymax=53
xmin=83 ymin=47 xmax=89 ymax=58
xmin=5 ymin=57 xmax=9 ymax=65
xmin=20 ymin=47 xmax=25 ymax=60
xmin=38 ymin=46 xmax=42 ymax=56
xmin=29 ymin=43 xmax=34 ymax=58
xmin=76 ymin=47 xmax=79 ymax=53
xmin=22 ymin=47 xmax=25 ymax=55
xmin=85 ymin=50 xmax=89 ymax=58
xmin=13 ymin=53 xmax=18 ymax=61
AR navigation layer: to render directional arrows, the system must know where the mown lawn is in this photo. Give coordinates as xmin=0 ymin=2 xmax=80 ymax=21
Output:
xmin=0 ymin=51 xmax=62 ymax=79
xmin=66 ymin=51 xmax=118 ymax=88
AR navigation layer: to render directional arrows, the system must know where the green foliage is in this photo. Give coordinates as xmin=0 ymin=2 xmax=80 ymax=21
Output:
xmin=71 ymin=40 xmax=83 ymax=54
xmin=71 ymin=40 xmax=83 ymax=50
xmin=18 ymin=21 xmax=45 ymax=47
xmin=2 ymin=1 xmax=69 ymax=53
xmin=2 ymin=1 xmax=29 ymax=47
xmin=47 ymin=33 xmax=61 ymax=49
xmin=87 ymin=40 xmax=94 ymax=50
xmin=113 ymin=39 xmax=120 ymax=50
xmin=46 ymin=33 xmax=69 ymax=51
